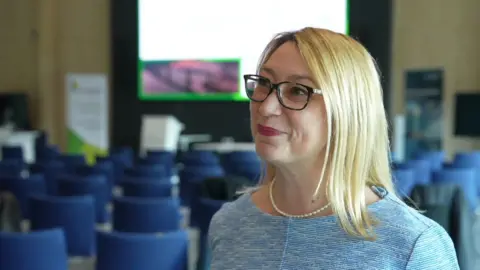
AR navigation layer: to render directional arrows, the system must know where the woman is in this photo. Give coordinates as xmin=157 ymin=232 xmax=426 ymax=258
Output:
xmin=208 ymin=28 xmax=459 ymax=269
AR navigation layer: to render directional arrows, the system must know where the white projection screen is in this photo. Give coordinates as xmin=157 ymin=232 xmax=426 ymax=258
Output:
xmin=138 ymin=0 xmax=349 ymax=100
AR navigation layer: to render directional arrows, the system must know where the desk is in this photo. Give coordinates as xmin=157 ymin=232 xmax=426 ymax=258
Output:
xmin=1 ymin=131 xmax=38 ymax=163
xmin=193 ymin=142 xmax=255 ymax=153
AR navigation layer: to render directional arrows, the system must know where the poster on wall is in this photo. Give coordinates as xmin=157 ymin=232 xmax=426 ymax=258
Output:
xmin=404 ymin=69 xmax=444 ymax=160
xmin=66 ymin=73 xmax=109 ymax=164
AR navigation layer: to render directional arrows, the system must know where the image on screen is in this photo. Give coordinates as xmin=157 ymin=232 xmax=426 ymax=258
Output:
xmin=138 ymin=0 xmax=349 ymax=101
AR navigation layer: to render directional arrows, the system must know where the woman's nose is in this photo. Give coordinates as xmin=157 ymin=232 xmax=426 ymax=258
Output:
xmin=258 ymin=91 xmax=282 ymax=116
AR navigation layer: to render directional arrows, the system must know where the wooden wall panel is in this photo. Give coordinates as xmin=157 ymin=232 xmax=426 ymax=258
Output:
xmin=0 ymin=0 xmax=110 ymax=149
xmin=391 ymin=0 xmax=480 ymax=157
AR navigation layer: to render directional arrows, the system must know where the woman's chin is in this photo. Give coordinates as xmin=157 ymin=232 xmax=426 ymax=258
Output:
xmin=255 ymin=141 xmax=282 ymax=162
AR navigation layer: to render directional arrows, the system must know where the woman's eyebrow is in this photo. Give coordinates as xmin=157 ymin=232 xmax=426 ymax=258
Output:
xmin=261 ymin=66 xmax=314 ymax=84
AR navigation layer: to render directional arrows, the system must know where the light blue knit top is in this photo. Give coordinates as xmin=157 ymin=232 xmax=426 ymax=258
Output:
xmin=209 ymin=187 xmax=459 ymax=269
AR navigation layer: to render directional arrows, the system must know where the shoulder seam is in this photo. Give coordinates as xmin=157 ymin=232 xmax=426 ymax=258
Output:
xmin=405 ymin=225 xmax=434 ymax=269
xmin=386 ymin=196 xmax=431 ymax=228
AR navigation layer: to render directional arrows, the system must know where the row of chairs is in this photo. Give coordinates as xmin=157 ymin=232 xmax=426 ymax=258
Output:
xmin=392 ymin=151 xmax=480 ymax=210
xmin=24 ymin=194 xmax=183 ymax=256
xmin=1 ymin=140 xmax=259 ymax=269
xmin=0 ymin=228 xmax=188 ymax=270
xmin=3 ymin=173 xmax=176 ymax=222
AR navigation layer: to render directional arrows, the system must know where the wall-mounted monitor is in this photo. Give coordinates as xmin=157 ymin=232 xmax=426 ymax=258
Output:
xmin=454 ymin=93 xmax=480 ymax=137
xmin=138 ymin=0 xmax=349 ymax=101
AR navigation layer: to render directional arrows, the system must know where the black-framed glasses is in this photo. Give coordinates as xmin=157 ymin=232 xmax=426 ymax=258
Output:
xmin=243 ymin=74 xmax=322 ymax=110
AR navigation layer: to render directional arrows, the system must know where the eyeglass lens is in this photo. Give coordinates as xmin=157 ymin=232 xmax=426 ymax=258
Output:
xmin=245 ymin=76 xmax=310 ymax=109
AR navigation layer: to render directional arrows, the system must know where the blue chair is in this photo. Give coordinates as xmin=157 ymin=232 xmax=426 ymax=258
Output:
xmin=113 ymin=197 xmax=181 ymax=233
xmin=415 ymin=151 xmax=445 ymax=171
xmin=121 ymin=175 xmax=172 ymax=183
xmin=57 ymin=174 xmax=110 ymax=223
xmin=452 ymin=152 xmax=480 ymax=196
xmin=392 ymin=168 xmax=416 ymax=197
xmin=110 ymin=147 xmax=134 ymax=168
xmin=5 ymin=174 xmax=46 ymax=219
xmin=75 ymin=162 xmax=115 ymax=200
xmin=0 ymin=228 xmax=68 ymax=270
xmin=179 ymin=150 xmax=219 ymax=166
xmin=95 ymin=230 xmax=188 ymax=270
xmin=395 ymin=159 xmax=431 ymax=185
xmin=196 ymin=198 xmax=226 ymax=270
xmin=137 ymin=157 xmax=176 ymax=177
xmin=97 ymin=156 xmax=124 ymax=185
xmin=222 ymin=151 xmax=259 ymax=163
xmin=453 ymin=152 xmax=480 ymax=167
xmin=121 ymin=179 xmax=173 ymax=198
xmin=60 ymin=154 xmax=86 ymax=172
xmin=146 ymin=150 xmax=175 ymax=158
xmin=95 ymin=159 xmax=115 ymax=187
xmin=36 ymin=145 xmax=60 ymax=162
xmin=0 ymin=160 xmax=25 ymax=178
xmin=125 ymin=164 xmax=167 ymax=178
xmin=29 ymin=160 xmax=66 ymax=195
xmin=196 ymin=198 xmax=225 ymax=234
xmin=145 ymin=150 xmax=176 ymax=166
xmin=179 ymin=165 xmax=225 ymax=207
xmin=29 ymin=195 xmax=96 ymax=256
xmin=432 ymin=168 xmax=478 ymax=210
xmin=34 ymin=131 xmax=48 ymax=149
xmin=225 ymin=162 xmax=262 ymax=183
xmin=2 ymin=145 xmax=24 ymax=162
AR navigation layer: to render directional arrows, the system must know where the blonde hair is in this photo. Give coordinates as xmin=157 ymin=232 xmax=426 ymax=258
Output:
xmin=256 ymin=27 xmax=394 ymax=240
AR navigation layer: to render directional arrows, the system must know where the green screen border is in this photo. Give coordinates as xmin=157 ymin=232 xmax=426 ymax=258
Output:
xmin=137 ymin=0 xmax=350 ymax=101
xmin=346 ymin=0 xmax=350 ymax=35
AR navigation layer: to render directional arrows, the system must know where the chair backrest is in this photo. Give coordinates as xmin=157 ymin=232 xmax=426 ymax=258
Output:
xmin=180 ymin=166 xmax=225 ymax=182
xmin=395 ymin=159 xmax=431 ymax=184
xmin=432 ymin=168 xmax=478 ymax=210
xmin=109 ymin=147 xmax=134 ymax=169
xmin=113 ymin=196 xmax=181 ymax=233
xmin=36 ymin=145 xmax=60 ymax=162
xmin=453 ymin=152 xmax=480 ymax=167
xmin=95 ymin=230 xmax=188 ymax=270
xmin=144 ymin=151 xmax=176 ymax=167
xmin=5 ymin=174 xmax=46 ymax=219
xmin=29 ymin=161 xmax=66 ymax=195
xmin=415 ymin=151 xmax=445 ymax=170
xmin=60 ymin=154 xmax=86 ymax=172
xmin=196 ymin=198 xmax=226 ymax=233
xmin=392 ymin=168 xmax=415 ymax=198
xmin=450 ymin=153 xmax=480 ymax=189
xmin=179 ymin=150 xmax=219 ymax=166
xmin=29 ymin=195 xmax=96 ymax=256
xmin=146 ymin=150 xmax=175 ymax=160
xmin=125 ymin=164 xmax=167 ymax=178
xmin=2 ymin=146 xmax=24 ymax=162
xmin=57 ymin=175 xmax=110 ymax=223
xmin=224 ymin=162 xmax=262 ymax=183
xmin=121 ymin=180 xmax=173 ymax=198
xmin=76 ymin=162 xmax=115 ymax=188
xmin=97 ymin=156 xmax=124 ymax=185
xmin=179 ymin=166 xmax=225 ymax=207
xmin=0 ymin=160 xmax=24 ymax=178
xmin=0 ymin=228 xmax=68 ymax=270
xmin=199 ymin=176 xmax=251 ymax=201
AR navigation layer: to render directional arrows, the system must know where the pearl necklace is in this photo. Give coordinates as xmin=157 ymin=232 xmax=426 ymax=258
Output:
xmin=269 ymin=178 xmax=331 ymax=218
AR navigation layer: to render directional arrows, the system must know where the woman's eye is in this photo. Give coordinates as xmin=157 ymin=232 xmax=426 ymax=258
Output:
xmin=258 ymin=78 xmax=270 ymax=86
xmin=291 ymin=87 xmax=308 ymax=95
